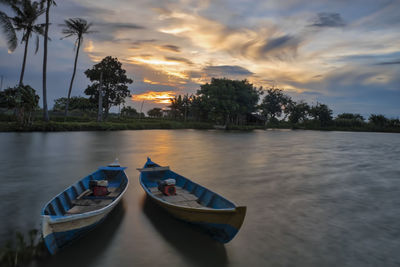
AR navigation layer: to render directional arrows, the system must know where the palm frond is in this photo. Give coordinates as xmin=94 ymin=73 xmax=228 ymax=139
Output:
xmin=60 ymin=17 xmax=94 ymax=41
xmin=0 ymin=10 xmax=17 ymax=51
xmin=60 ymin=33 xmax=74 ymax=39
xmin=34 ymin=33 xmax=39 ymax=54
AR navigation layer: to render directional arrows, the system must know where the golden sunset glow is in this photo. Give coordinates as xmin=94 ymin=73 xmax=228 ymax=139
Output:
xmin=132 ymin=91 xmax=176 ymax=104
xmin=84 ymin=40 xmax=94 ymax=53
xmin=159 ymin=27 xmax=191 ymax=34
xmin=128 ymin=56 xmax=180 ymax=66
xmin=164 ymin=70 xmax=189 ymax=80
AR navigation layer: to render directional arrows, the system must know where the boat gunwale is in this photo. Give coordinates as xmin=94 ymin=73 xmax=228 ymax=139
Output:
xmin=41 ymin=168 xmax=129 ymax=224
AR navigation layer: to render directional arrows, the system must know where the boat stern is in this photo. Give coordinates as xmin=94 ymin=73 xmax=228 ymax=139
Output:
xmin=42 ymin=215 xmax=58 ymax=255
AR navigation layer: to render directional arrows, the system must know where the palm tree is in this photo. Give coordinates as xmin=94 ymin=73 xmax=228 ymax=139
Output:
xmin=60 ymin=18 xmax=93 ymax=118
xmin=0 ymin=1 xmax=18 ymax=53
xmin=40 ymin=0 xmax=56 ymax=121
xmin=0 ymin=0 xmax=45 ymax=85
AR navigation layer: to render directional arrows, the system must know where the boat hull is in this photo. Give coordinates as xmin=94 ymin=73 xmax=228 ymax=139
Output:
xmin=145 ymin=192 xmax=246 ymax=243
xmin=41 ymin=166 xmax=128 ymax=254
xmin=139 ymin=158 xmax=246 ymax=243
xmin=42 ymin=201 xmax=119 ymax=254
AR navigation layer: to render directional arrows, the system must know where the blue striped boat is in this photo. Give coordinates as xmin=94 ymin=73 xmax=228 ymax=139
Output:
xmin=138 ymin=158 xmax=246 ymax=243
xmin=41 ymin=162 xmax=129 ymax=254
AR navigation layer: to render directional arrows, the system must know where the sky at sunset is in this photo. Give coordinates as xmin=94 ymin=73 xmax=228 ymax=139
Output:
xmin=0 ymin=0 xmax=399 ymax=116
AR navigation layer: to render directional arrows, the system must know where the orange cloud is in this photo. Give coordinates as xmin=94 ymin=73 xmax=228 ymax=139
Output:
xmin=132 ymin=91 xmax=176 ymax=104
xmin=128 ymin=56 xmax=180 ymax=66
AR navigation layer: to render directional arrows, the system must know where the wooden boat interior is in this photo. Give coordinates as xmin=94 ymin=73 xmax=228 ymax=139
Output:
xmin=142 ymin=165 xmax=236 ymax=210
xmin=43 ymin=168 xmax=127 ymax=217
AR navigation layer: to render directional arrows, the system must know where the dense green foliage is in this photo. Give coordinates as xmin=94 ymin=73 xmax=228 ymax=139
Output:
xmin=121 ymin=106 xmax=138 ymax=117
xmin=53 ymin=96 xmax=96 ymax=111
xmin=0 ymin=84 xmax=39 ymax=125
xmin=259 ymin=88 xmax=291 ymax=121
xmin=287 ymin=101 xmax=310 ymax=124
xmin=0 ymin=118 xmax=213 ymax=131
xmin=168 ymin=78 xmax=261 ymax=124
xmin=84 ymin=56 xmax=133 ymax=117
xmin=147 ymin=107 xmax=163 ymax=118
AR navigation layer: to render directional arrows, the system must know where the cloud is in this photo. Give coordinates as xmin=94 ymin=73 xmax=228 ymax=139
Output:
xmin=310 ymin=13 xmax=346 ymax=27
xmin=203 ymin=65 xmax=253 ymax=77
xmin=164 ymin=56 xmax=192 ymax=65
xmin=159 ymin=44 xmax=181 ymax=53
xmin=376 ymin=60 xmax=400 ymax=65
xmin=257 ymin=35 xmax=301 ymax=60
xmin=94 ymin=22 xmax=145 ymax=30
xmin=56 ymin=2 xmax=115 ymax=18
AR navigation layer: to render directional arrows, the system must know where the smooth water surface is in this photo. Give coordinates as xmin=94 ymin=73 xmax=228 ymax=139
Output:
xmin=1 ymin=130 xmax=400 ymax=266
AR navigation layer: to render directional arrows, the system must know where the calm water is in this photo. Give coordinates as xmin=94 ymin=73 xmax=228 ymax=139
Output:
xmin=1 ymin=129 xmax=400 ymax=266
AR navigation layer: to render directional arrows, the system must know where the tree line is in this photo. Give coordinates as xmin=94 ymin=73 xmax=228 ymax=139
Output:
xmin=151 ymin=78 xmax=399 ymax=131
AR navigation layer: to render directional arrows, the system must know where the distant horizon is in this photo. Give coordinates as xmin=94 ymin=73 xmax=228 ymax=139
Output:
xmin=0 ymin=0 xmax=399 ymax=117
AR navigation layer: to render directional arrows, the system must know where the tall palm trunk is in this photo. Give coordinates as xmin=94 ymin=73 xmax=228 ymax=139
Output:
xmin=64 ymin=36 xmax=81 ymax=119
xmin=19 ymin=32 xmax=30 ymax=86
xmin=42 ymin=0 xmax=50 ymax=121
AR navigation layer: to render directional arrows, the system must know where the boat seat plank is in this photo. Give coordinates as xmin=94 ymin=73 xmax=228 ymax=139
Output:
xmin=66 ymin=199 xmax=113 ymax=215
xmin=149 ymin=187 xmax=159 ymax=193
xmin=77 ymin=189 xmax=92 ymax=199
xmin=186 ymin=200 xmax=204 ymax=208
xmin=72 ymin=198 xmax=113 ymax=206
xmin=66 ymin=205 xmax=103 ymax=215
xmin=107 ymin=187 xmax=121 ymax=198
xmin=149 ymin=186 xmax=208 ymax=208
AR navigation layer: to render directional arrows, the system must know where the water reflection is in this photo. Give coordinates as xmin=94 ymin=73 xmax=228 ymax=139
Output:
xmin=141 ymin=195 xmax=228 ymax=267
xmin=1 ymin=130 xmax=400 ymax=266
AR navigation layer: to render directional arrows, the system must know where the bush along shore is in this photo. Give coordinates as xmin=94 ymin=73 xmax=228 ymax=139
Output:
xmin=0 ymin=229 xmax=48 ymax=267
xmin=0 ymin=115 xmax=399 ymax=133
xmin=0 ymin=116 xmax=215 ymax=132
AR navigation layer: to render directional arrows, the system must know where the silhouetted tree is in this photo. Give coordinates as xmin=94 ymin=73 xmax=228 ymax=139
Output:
xmin=389 ymin=118 xmax=400 ymax=128
xmin=60 ymin=18 xmax=94 ymax=118
xmin=196 ymin=78 xmax=261 ymax=125
xmin=0 ymin=84 xmax=39 ymax=124
xmin=309 ymin=103 xmax=333 ymax=126
xmin=169 ymin=95 xmax=183 ymax=119
xmin=189 ymin=95 xmax=208 ymax=121
xmin=336 ymin=113 xmax=364 ymax=121
xmin=288 ymin=101 xmax=310 ymax=124
xmin=259 ymin=88 xmax=292 ymax=123
xmin=121 ymin=106 xmax=138 ymax=117
xmin=147 ymin=107 xmax=163 ymax=118
xmin=334 ymin=113 xmax=365 ymax=128
xmin=369 ymin=114 xmax=388 ymax=128
xmin=53 ymin=96 xmax=95 ymax=112
xmin=84 ymin=56 xmax=133 ymax=118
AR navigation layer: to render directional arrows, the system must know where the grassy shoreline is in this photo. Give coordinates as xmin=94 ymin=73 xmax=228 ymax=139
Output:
xmin=1 ymin=120 xmax=399 ymax=133
xmin=0 ymin=120 xmax=214 ymax=132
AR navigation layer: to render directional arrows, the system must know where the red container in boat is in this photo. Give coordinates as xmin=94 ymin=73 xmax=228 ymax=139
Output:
xmin=162 ymin=185 xmax=176 ymax=196
xmin=93 ymin=186 xmax=108 ymax=196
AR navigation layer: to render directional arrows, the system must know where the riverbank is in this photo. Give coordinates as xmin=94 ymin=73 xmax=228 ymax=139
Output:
xmin=0 ymin=120 xmax=214 ymax=132
xmin=1 ymin=120 xmax=399 ymax=133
